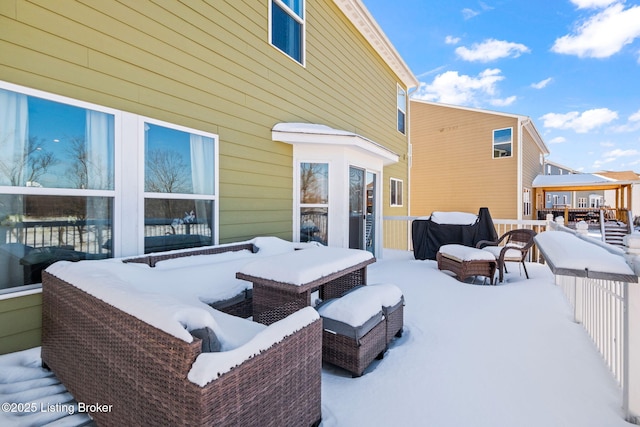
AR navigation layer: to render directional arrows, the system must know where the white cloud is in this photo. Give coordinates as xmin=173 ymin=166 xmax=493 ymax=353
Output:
xmin=445 ymin=35 xmax=461 ymax=45
xmin=456 ymin=39 xmax=530 ymax=62
xmin=549 ymin=136 xmax=567 ymax=144
xmin=489 ymin=96 xmax=517 ymax=107
xmin=570 ymin=0 xmax=618 ymax=9
xmin=600 ymin=141 xmax=615 ymax=147
xmin=552 ymin=3 xmax=640 ymax=58
xmin=531 ymin=77 xmax=553 ymax=89
xmin=413 ymin=68 xmax=507 ymax=106
xmin=540 ymin=108 xmax=619 ymax=133
xmin=462 ymin=8 xmax=480 ymax=19
xmin=611 ymin=108 xmax=640 ymax=132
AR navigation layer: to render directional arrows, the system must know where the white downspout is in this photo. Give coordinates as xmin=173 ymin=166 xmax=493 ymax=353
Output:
xmin=517 ymin=118 xmax=524 ymax=221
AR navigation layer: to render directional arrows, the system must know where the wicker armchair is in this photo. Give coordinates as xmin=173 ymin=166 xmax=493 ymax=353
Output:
xmin=476 ymin=229 xmax=537 ymax=284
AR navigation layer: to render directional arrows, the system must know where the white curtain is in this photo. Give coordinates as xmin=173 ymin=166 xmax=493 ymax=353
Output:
xmin=0 ymin=89 xmax=28 ymax=186
xmin=85 ymin=110 xmax=113 ymax=252
xmin=189 ymin=134 xmax=214 ymax=232
xmin=85 ymin=110 xmax=112 ymax=190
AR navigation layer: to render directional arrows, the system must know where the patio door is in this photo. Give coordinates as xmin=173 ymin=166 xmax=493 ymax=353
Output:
xmin=349 ymin=166 xmax=376 ymax=254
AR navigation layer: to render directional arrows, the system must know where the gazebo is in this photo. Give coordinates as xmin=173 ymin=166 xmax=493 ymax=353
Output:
xmin=532 ymin=173 xmax=636 ymax=225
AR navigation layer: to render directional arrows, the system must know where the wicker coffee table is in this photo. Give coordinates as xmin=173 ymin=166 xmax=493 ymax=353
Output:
xmin=237 ymin=247 xmax=375 ymax=325
xmin=437 ymin=244 xmax=497 ymax=284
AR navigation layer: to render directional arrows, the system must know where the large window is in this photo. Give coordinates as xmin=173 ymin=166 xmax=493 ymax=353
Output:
xmin=299 ymin=162 xmax=328 ymax=245
xmin=143 ymin=121 xmax=217 ymax=254
xmin=397 ymin=85 xmax=407 ymax=134
xmin=0 ymin=82 xmax=219 ymax=294
xmin=270 ymin=0 xmax=305 ymax=64
xmin=0 ymin=86 xmax=115 ymax=294
xmin=493 ymin=127 xmax=512 ymax=158
xmin=390 ymin=178 xmax=403 ymax=207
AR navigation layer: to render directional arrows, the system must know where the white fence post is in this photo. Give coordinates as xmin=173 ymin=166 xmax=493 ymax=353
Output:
xmin=624 ymin=234 xmax=640 ymax=423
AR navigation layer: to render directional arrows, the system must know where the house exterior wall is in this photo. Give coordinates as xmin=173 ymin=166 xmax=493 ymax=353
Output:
xmin=521 ymin=127 xmax=544 ymax=219
xmin=0 ymin=0 xmax=410 ymax=353
xmin=410 ymin=101 xmax=522 ymax=219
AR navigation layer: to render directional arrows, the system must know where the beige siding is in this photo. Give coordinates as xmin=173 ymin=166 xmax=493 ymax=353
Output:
xmin=0 ymin=0 xmax=409 ymax=352
xmin=410 ymin=102 xmax=520 ymax=219
xmin=521 ymin=129 xmax=544 ymax=219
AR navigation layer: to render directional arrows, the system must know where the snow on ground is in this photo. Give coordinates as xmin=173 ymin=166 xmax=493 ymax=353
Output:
xmin=0 ymin=250 xmax=633 ymax=427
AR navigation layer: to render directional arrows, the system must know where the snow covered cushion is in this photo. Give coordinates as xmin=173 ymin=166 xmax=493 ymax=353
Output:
xmin=480 ymin=245 xmax=524 ymax=260
xmin=438 ymin=244 xmax=495 ymax=262
xmin=154 ymin=249 xmax=253 ymax=269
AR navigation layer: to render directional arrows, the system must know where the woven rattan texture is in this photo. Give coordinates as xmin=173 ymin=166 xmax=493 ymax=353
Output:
xmin=436 ymin=252 xmax=497 ymax=283
xmin=42 ymin=271 xmax=322 ymax=426
xmin=321 ymin=319 xmax=386 ymax=377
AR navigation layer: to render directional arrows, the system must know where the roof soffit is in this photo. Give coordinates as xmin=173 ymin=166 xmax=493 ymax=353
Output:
xmin=332 ymin=0 xmax=419 ymax=88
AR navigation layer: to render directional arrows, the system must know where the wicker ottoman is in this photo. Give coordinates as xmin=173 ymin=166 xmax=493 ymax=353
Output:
xmin=437 ymin=244 xmax=497 ymax=284
xmin=317 ymin=290 xmax=387 ymax=378
xmin=350 ymin=283 xmax=404 ymax=348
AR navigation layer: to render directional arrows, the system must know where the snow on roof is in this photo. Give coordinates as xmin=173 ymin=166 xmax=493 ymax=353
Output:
xmin=532 ymin=173 xmax=615 ymax=187
xmin=272 ymin=122 xmax=399 ymax=165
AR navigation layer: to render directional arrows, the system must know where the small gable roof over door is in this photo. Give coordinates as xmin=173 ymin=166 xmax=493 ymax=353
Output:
xmin=272 ymin=123 xmax=399 ymax=166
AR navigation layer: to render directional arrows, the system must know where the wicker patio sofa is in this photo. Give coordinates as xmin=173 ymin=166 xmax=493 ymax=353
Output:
xmin=41 ymin=269 xmax=322 ymax=426
xmin=123 ymin=242 xmax=257 ymax=318
xmin=41 ymin=238 xmax=324 ymax=426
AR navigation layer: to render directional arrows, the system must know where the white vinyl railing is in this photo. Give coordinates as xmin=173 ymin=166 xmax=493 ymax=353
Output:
xmin=555 ymin=274 xmax=626 ymax=386
xmin=543 ymin=221 xmax=640 ymax=424
xmin=382 ymin=216 xmax=547 ymax=259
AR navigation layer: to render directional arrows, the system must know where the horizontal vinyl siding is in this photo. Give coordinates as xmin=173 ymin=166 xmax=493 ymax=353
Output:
xmin=0 ymin=0 xmax=408 ymax=240
xmin=0 ymin=0 xmax=409 ymax=350
xmin=522 ymin=130 xmax=544 ymax=219
xmin=410 ymin=102 xmax=519 ymax=218
xmin=0 ymin=293 xmax=42 ymax=354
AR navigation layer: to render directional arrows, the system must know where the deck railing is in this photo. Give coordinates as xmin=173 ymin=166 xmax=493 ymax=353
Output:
xmin=545 ymin=221 xmax=640 ymax=424
xmin=383 ymin=216 xmax=547 ymax=262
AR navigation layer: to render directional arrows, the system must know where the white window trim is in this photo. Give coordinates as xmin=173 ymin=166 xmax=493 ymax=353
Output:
xmin=492 ymin=127 xmax=513 ymax=159
xmin=269 ymin=0 xmax=306 ymax=66
xmin=0 ymin=80 xmax=220 ymax=264
xmin=390 ymin=177 xmax=403 ymax=207
xmin=397 ymin=84 xmax=406 ymax=135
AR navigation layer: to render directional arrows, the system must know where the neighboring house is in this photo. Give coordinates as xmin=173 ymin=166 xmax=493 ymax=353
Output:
xmin=541 ymin=160 xmax=585 ymax=209
xmin=0 ymin=0 xmax=417 ymax=354
xmin=409 ymin=100 xmax=549 ymax=220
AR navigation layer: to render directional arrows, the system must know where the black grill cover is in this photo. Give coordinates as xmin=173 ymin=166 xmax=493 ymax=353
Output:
xmin=412 ymin=207 xmax=498 ymax=260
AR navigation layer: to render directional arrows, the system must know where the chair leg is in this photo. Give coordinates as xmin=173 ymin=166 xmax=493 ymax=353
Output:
xmin=522 ymin=261 xmax=529 ymax=279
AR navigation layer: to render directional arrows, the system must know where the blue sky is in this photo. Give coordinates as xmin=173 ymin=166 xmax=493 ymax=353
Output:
xmin=362 ymin=0 xmax=640 ymax=173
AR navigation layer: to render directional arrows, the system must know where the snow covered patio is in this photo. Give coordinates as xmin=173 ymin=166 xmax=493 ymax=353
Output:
xmin=1 ymin=248 xmax=634 ymax=427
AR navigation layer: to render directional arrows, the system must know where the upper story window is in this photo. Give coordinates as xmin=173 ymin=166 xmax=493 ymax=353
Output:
xmin=397 ymin=85 xmax=406 ymax=134
xmin=493 ymin=127 xmax=512 ymax=158
xmin=270 ymin=0 xmax=305 ymax=64
xmin=390 ymin=178 xmax=403 ymax=207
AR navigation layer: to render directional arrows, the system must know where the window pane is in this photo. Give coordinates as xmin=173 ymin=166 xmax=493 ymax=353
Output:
xmin=0 ymin=194 xmax=112 ymax=292
xmin=0 ymin=89 xmax=114 ymax=189
xmin=300 ymin=163 xmax=328 ymax=204
xmin=300 ymin=207 xmax=327 ymax=245
xmin=280 ymin=0 xmax=303 ymax=17
xmin=397 ymin=87 xmax=406 ymax=112
xmin=145 ymin=123 xmax=215 ymax=195
xmin=397 ymin=110 xmax=406 ymax=134
xmin=494 ymin=143 xmax=512 ymax=157
xmin=494 ymin=128 xmax=512 ymax=143
xmin=144 ymin=198 xmax=214 ymax=253
xmin=271 ymin=1 xmax=302 ymax=63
